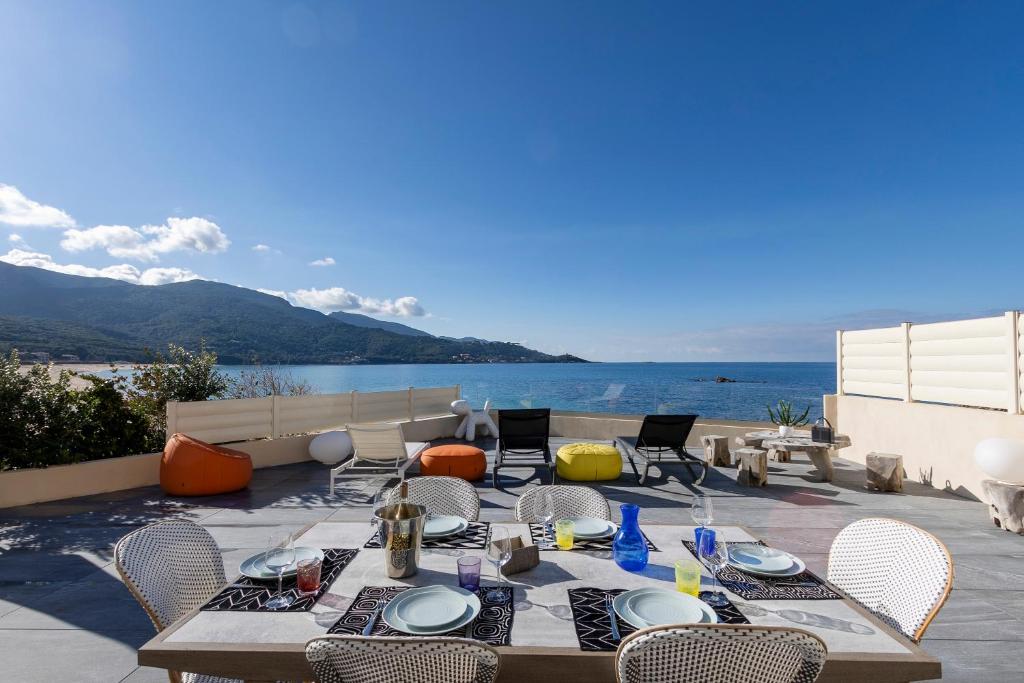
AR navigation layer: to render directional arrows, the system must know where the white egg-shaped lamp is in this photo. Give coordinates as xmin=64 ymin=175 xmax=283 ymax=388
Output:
xmin=309 ymin=430 xmax=353 ymax=466
xmin=974 ymin=437 xmax=1024 ymax=485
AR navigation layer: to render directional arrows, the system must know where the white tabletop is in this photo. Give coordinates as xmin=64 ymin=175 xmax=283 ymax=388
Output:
xmin=166 ymin=522 xmax=912 ymax=657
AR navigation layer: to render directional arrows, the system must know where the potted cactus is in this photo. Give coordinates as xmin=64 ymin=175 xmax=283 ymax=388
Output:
xmin=767 ymin=400 xmax=810 ymax=437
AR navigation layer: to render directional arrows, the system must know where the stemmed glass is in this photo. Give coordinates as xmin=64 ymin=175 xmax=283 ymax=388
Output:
xmin=691 ymin=493 xmax=713 ymax=529
xmin=264 ymin=532 xmax=296 ymax=610
xmin=370 ymin=488 xmax=386 ymax=529
xmin=486 ymin=526 xmax=512 ymax=601
xmin=699 ymin=537 xmax=729 ymax=607
xmin=538 ymin=490 xmax=555 ymax=544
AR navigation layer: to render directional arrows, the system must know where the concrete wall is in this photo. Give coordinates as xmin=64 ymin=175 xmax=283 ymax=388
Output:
xmin=831 ymin=393 xmax=1024 ymax=500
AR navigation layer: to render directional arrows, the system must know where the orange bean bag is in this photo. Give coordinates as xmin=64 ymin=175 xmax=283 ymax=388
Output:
xmin=160 ymin=433 xmax=253 ymax=496
xmin=420 ymin=444 xmax=487 ymax=481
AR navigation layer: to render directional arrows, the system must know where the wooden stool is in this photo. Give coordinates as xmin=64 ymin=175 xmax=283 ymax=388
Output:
xmin=981 ymin=479 xmax=1024 ymax=534
xmin=735 ymin=448 xmax=768 ymax=487
xmin=768 ymin=448 xmax=792 ymax=464
xmin=865 ymin=452 xmax=903 ymax=492
xmin=701 ymin=435 xmax=731 ymax=467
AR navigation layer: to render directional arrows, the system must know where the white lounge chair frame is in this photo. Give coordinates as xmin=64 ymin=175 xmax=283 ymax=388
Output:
xmin=330 ymin=422 xmax=427 ymax=494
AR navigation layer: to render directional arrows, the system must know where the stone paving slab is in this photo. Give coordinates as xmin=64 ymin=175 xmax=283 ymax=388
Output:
xmin=1 ymin=437 xmax=1022 ymax=682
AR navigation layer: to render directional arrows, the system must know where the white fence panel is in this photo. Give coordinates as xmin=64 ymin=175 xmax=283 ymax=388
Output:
xmin=414 ymin=386 xmax=460 ymax=417
xmin=840 ymin=325 xmax=906 ymax=400
xmin=909 ymin=316 xmax=1009 ymax=408
xmin=837 ymin=313 xmax=1021 ymax=412
xmin=167 ymin=385 xmax=459 ymax=443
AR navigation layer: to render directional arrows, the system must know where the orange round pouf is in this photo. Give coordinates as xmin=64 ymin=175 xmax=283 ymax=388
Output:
xmin=419 ymin=444 xmax=487 ymax=481
xmin=160 ymin=433 xmax=253 ymax=496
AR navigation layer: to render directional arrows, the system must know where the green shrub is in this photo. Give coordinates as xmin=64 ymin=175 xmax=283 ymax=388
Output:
xmin=0 ymin=342 xmax=229 ymax=471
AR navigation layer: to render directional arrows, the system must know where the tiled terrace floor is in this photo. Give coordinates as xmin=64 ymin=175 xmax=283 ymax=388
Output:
xmin=2 ymin=438 xmax=1022 ymax=682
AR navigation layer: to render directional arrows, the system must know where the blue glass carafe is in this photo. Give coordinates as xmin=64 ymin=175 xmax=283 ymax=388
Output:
xmin=613 ymin=503 xmax=649 ymax=571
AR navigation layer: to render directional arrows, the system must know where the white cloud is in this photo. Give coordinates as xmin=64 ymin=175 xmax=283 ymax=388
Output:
xmin=60 ymin=216 xmax=230 ymax=262
xmin=257 ymin=288 xmax=288 ymax=299
xmin=0 ymin=184 xmax=77 ymax=228
xmin=7 ymin=233 xmax=28 ymax=247
xmin=284 ymin=286 xmax=426 ymax=317
xmin=309 ymin=256 xmax=335 ymax=267
xmin=0 ymin=248 xmax=203 ymax=286
xmin=252 ymin=244 xmax=271 ymax=252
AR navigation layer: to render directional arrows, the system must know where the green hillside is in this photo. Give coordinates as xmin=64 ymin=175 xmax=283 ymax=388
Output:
xmin=0 ymin=263 xmax=587 ymax=364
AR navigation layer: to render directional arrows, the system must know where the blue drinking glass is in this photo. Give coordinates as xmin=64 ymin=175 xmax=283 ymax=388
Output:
xmin=698 ymin=526 xmax=717 ymax=557
xmin=613 ymin=503 xmax=649 ymax=572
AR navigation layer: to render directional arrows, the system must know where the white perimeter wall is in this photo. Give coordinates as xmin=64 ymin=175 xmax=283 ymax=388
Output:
xmin=828 ymin=393 xmax=1024 ymax=500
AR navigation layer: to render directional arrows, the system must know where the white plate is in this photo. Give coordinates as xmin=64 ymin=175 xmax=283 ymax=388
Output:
xmin=239 ymin=547 xmax=323 ymax=580
xmin=392 ymin=587 xmax=467 ymax=629
xmin=564 ymin=516 xmax=616 ymax=539
xmin=423 ymin=515 xmax=468 ymax=538
xmin=728 ymin=544 xmax=796 ymax=573
xmin=613 ymin=588 xmax=707 ymax=628
xmin=732 ymin=552 xmax=807 ymax=578
xmin=383 ymin=586 xmax=481 ymax=635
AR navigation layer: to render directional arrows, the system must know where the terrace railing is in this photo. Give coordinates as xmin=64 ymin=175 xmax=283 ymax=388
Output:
xmin=165 ymin=385 xmax=461 ymax=444
xmin=836 ymin=312 xmax=1022 ymax=413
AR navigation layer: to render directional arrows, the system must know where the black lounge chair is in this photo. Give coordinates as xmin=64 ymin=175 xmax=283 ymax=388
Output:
xmin=614 ymin=414 xmax=701 ymax=485
xmin=494 ymin=408 xmax=554 ymax=489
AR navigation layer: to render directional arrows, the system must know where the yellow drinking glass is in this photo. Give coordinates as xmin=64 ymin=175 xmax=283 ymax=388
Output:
xmin=675 ymin=558 xmax=702 ymax=596
xmin=554 ymin=519 xmax=575 ymax=550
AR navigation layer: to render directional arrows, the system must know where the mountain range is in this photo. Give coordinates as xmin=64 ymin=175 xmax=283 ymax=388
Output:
xmin=0 ymin=262 xmax=586 ymax=365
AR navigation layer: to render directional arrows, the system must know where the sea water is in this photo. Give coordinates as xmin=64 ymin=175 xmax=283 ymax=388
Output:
xmin=215 ymin=362 xmax=835 ymax=422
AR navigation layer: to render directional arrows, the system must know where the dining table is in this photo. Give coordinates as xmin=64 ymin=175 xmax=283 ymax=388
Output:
xmin=138 ymin=521 xmax=940 ymax=683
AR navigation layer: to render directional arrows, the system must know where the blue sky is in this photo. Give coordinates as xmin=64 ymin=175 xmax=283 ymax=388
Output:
xmin=1 ymin=1 xmax=1022 ymax=361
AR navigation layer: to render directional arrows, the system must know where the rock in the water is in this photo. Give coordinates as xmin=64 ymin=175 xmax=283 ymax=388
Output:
xmin=714 ymin=376 xmax=736 ymax=383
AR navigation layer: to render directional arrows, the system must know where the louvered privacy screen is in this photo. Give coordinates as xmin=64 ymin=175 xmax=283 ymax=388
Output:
xmin=837 ymin=313 xmax=1021 ymax=413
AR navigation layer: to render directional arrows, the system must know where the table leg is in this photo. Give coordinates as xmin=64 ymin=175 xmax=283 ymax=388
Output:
xmin=806 ymin=448 xmax=834 ymax=482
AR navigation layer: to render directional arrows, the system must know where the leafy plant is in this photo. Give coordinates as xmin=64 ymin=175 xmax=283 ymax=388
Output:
xmin=766 ymin=400 xmax=810 ymax=427
xmin=127 ymin=341 xmax=230 ymax=435
xmin=0 ymin=342 xmax=229 ymax=471
xmin=0 ymin=350 xmax=163 ymax=470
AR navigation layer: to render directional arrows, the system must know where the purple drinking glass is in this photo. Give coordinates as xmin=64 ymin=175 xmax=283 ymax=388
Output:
xmin=457 ymin=556 xmax=482 ymax=592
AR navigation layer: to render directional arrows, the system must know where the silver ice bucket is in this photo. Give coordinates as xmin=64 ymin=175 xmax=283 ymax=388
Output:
xmin=374 ymin=501 xmax=427 ymax=578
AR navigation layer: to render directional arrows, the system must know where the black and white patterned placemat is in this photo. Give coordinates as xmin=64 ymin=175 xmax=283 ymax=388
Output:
xmin=202 ymin=548 xmax=359 ymax=612
xmin=567 ymin=587 xmax=749 ymax=652
xmin=364 ymin=522 xmax=491 ymax=550
xmin=327 ymin=585 xmax=513 ymax=645
xmin=682 ymin=541 xmax=840 ymax=600
xmin=528 ymin=524 xmax=658 ymax=552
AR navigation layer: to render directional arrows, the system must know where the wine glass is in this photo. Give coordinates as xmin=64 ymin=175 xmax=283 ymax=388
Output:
xmin=264 ymin=532 xmax=296 ymax=610
xmin=691 ymin=493 xmax=713 ymax=528
xmin=486 ymin=526 xmax=512 ymax=601
xmin=538 ymin=489 xmax=555 ymax=543
xmin=699 ymin=536 xmax=729 ymax=607
xmin=370 ymin=487 xmax=386 ymax=530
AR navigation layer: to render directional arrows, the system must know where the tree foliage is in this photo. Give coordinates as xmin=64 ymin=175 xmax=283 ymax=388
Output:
xmin=0 ymin=342 xmax=231 ymax=471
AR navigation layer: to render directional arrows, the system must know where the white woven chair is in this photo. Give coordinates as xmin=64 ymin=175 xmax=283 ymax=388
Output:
xmin=306 ymin=635 xmax=501 ymax=683
xmin=384 ymin=476 xmax=481 ymax=520
xmin=115 ymin=520 xmax=238 ymax=683
xmin=514 ymin=485 xmax=611 ymax=522
xmin=615 ymin=624 xmax=827 ymax=683
xmin=330 ymin=423 xmax=428 ymax=494
xmin=827 ymin=517 xmax=953 ymax=642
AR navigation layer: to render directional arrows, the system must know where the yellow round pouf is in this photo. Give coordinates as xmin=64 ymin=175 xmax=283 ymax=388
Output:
xmin=556 ymin=442 xmax=623 ymax=481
